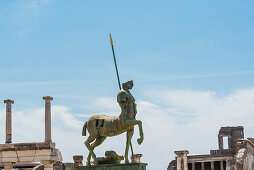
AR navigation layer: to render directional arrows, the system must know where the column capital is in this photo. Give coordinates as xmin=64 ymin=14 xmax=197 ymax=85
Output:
xmin=43 ymin=96 xmax=53 ymax=101
xmin=174 ymin=150 xmax=189 ymax=156
xmin=4 ymin=99 xmax=14 ymax=104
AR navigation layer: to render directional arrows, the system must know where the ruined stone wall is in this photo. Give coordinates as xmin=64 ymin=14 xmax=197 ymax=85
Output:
xmin=234 ymin=139 xmax=254 ymax=170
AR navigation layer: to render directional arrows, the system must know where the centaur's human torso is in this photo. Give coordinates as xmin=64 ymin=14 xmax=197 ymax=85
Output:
xmin=87 ymin=89 xmax=137 ymax=137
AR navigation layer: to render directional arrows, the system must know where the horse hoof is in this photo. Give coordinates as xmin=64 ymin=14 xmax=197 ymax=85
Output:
xmin=125 ymin=159 xmax=130 ymax=164
xmin=137 ymin=138 xmax=143 ymax=145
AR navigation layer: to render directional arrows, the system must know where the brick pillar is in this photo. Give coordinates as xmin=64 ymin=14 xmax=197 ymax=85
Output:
xmin=174 ymin=150 xmax=189 ymax=170
xmin=43 ymin=96 xmax=53 ymax=143
xmin=218 ymin=135 xmax=223 ymax=152
xmin=73 ymin=155 xmax=83 ymax=170
xmin=4 ymin=99 xmax=14 ymax=144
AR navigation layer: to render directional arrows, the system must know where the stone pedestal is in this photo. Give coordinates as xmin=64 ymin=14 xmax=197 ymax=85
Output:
xmin=77 ymin=163 xmax=147 ymax=170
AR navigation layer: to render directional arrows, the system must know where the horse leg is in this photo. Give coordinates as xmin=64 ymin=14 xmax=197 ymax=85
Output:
xmin=85 ymin=135 xmax=95 ymax=166
xmin=136 ymin=120 xmax=144 ymax=145
xmin=123 ymin=119 xmax=144 ymax=145
xmin=90 ymin=136 xmax=107 ymax=165
xmin=125 ymin=129 xmax=134 ymax=164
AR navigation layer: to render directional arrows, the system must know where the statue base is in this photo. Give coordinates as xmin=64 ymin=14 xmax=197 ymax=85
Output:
xmin=77 ymin=163 xmax=147 ymax=170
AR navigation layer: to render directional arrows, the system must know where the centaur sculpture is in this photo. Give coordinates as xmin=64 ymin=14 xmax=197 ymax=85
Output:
xmin=82 ymin=80 xmax=144 ymax=165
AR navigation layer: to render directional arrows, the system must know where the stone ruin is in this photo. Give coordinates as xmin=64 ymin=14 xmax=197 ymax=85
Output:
xmin=0 ymin=97 xmax=62 ymax=170
xmin=168 ymin=126 xmax=254 ymax=170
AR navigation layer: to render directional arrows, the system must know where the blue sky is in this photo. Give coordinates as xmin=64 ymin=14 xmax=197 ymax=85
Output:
xmin=0 ymin=1 xmax=254 ymax=169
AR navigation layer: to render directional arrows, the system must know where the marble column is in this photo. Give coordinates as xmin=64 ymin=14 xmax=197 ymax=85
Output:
xmin=4 ymin=99 xmax=14 ymax=144
xmin=220 ymin=161 xmax=224 ymax=170
xmin=192 ymin=162 xmax=195 ymax=170
xmin=211 ymin=161 xmax=214 ymax=170
xmin=43 ymin=96 xmax=53 ymax=143
xmin=201 ymin=162 xmax=204 ymax=170
xmin=174 ymin=150 xmax=189 ymax=170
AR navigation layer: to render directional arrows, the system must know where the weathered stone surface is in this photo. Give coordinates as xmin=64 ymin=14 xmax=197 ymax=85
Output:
xmin=0 ymin=142 xmax=62 ymax=169
xmin=77 ymin=163 xmax=147 ymax=170
xmin=4 ymin=99 xmax=14 ymax=144
xmin=43 ymin=96 xmax=53 ymax=143
xmin=168 ymin=126 xmax=254 ymax=170
xmin=97 ymin=151 xmax=124 ymax=165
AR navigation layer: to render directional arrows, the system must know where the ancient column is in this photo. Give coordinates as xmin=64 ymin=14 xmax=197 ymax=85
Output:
xmin=192 ymin=162 xmax=195 ymax=170
xmin=4 ymin=99 xmax=14 ymax=144
xmin=73 ymin=155 xmax=83 ymax=170
xmin=220 ymin=161 xmax=224 ymax=170
xmin=201 ymin=162 xmax=205 ymax=170
xmin=43 ymin=96 xmax=53 ymax=143
xmin=211 ymin=161 xmax=214 ymax=170
xmin=174 ymin=150 xmax=189 ymax=170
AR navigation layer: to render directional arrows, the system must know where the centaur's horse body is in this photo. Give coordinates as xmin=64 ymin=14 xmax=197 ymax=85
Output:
xmin=82 ymin=80 xmax=144 ymax=165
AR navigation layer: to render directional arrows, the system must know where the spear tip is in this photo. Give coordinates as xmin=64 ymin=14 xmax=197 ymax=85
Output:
xmin=110 ymin=33 xmax=113 ymax=46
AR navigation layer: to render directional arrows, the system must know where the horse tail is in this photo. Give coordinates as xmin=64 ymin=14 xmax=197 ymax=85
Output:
xmin=82 ymin=121 xmax=88 ymax=136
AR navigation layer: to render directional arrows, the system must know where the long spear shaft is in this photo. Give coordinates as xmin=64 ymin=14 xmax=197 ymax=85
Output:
xmin=110 ymin=33 xmax=135 ymax=162
xmin=110 ymin=34 xmax=121 ymax=90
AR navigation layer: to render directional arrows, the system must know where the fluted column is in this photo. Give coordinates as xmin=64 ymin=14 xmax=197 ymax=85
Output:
xmin=4 ymin=99 xmax=14 ymax=144
xmin=43 ymin=96 xmax=53 ymax=142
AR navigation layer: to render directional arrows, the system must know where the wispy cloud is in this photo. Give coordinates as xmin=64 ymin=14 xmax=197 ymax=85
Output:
xmin=139 ymin=70 xmax=254 ymax=82
xmin=19 ymin=0 xmax=51 ymax=18
xmin=0 ymin=81 xmax=63 ymax=86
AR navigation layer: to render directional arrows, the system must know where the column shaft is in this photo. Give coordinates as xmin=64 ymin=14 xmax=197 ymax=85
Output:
xmin=201 ymin=162 xmax=204 ymax=170
xmin=4 ymin=99 xmax=14 ymax=144
xmin=192 ymin=162 xmax=195 ymax=170
xmin=43 ymin=96 xmax=53 ymax=142
xmin=211 ymin=161 xmax=214 ymax=170
xmin=220 ymin=161 xmax=224 ymax=170
xmin=183 ymin=156 xmax=188 ymax=170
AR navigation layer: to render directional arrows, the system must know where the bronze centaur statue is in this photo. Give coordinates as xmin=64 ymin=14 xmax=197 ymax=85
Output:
xmin=82 ymin=80 xmax=144 ymax=165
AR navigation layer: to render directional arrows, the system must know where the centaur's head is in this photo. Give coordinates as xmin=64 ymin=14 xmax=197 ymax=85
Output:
xmin=122 ymin=80 xmax=133 ymax=91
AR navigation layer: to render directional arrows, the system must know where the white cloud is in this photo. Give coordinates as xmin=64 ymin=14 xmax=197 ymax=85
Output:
xmin=0 ymin=88 xmax=254 ymax=170
xmin=19 ymin=0 xmax=50 ymax=18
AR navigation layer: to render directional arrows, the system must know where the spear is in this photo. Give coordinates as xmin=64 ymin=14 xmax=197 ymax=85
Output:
xmin=109 ymin=33 xmax=135 ymax=163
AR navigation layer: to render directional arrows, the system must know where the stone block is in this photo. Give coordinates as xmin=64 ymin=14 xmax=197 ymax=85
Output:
xmin=17 ymin=150 xmax=36 ymax=162
xmin=1 ymin=151 xmax=18 ymax=162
